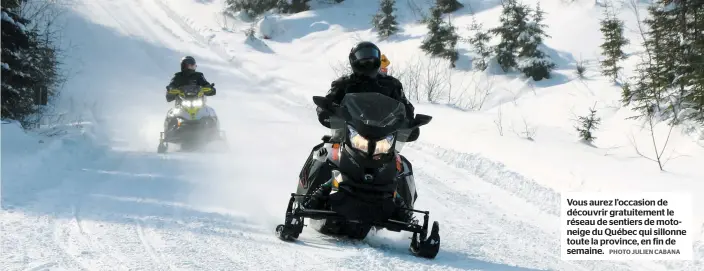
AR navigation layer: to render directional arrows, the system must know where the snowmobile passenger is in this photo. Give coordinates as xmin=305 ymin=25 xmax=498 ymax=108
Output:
xmin=380 ymin=54 xmax=390 ymax=75
xmin=305 ymin=41 xmax=418 ymax=223
xmin=165 ymin=56 xmax=216 ymax=103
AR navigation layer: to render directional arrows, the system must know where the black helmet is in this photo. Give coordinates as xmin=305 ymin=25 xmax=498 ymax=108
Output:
xmin=348 ymin=42 xmax=381 ymax=77
xmin=180 ymin=56 xmax=196 ymax=71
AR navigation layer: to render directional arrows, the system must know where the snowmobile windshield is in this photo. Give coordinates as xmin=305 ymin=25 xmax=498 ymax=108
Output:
xmin=181 ymin=85 xmax=201 ymax=98
xmin=337 ymin=92 xmax=407 ymax=140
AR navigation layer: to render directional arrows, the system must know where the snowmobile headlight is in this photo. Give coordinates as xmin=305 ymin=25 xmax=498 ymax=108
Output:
xmin=373 ymin=134 xmax=395 ymax=155
xmin=182 ymin=99 xmax=202 ymax=107
xmin=347 ymin=125 xmax=368 ymax=153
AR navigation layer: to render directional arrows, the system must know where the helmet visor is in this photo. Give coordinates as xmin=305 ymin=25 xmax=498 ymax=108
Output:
xmin=352 ymin=47 xmax=380 ymax=61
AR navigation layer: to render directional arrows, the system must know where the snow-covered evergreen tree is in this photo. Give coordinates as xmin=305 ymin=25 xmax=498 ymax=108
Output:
xmin=623 ymin=3 xmax=680 ymax=122
xmin=1 ymin=1 xmax=62 ymax=127
xmin=490 ymin=0 xmax=529 ymax=72
xmin=575 ymin=105 xmax=601 ymax=143
xmin=516 ymin=2 xmax=555 ymax=81
xmin=622 ymin=0 xmax=704 ymax=126
xmin=420 ymin=7 xmax=445 ymax=56
xmin=658 ymin=0 xmax=704 ymax=124
xmin=372 ymin=0 xmax=399 ymax=39
xmin=278 ymin=0 xmax=311 ymax=14
xmin=420 ymin=6 xmax=459 ymax=67
xmin=467 ymin=17 xmax=491 ymax=71
xmin=225 ymin=0 xmax=312 ymax=19
xmin=443 ymin=17 xmax=459 ymax=67
xmin=435 ymin=0 xmax=463 ymax=14
xmin=599 ymin=6 xmax=629 ymax=83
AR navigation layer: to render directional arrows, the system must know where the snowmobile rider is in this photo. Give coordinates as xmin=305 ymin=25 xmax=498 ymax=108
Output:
xmin=316 ymin=42 xmax=417 ymax=137
xmin=305 ymin=41 xmax=417 ymax=223
xmin=165 ymin=56 xmax=216 ymax=103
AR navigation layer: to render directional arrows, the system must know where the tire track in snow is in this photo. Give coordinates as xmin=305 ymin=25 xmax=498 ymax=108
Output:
xmin=405 ymin=148 xmax=564 ymax=270
xmin=99 ymin=150 xmax=245 ymax=270
xmin=9 ymin=212 xmax=87 ymax=271
xmin=150 ymin=0 xmax=263 ymax=82
xmin=51 ymin=217 xmax=92 ymax=271
xmin=70 ymin=203 xmax=103 ymax=257
xmin=46 ymin=165 xmax=116 ymax=271
xmin=44 ymin=149 xmax=188 ymax=270
xmin=135 ymin=216 xmax=248 ymax=270
xmin=401 ymin=147 xmax=639 ymax=271
xmin=47 ymin=150 xmax=133 ymax=270
xmin=151 ymin=0 xmax=226 ymax=57
xmin=67 ymin=202 xmax=126 ymax=270
xmin=24 ymin=262 xmax=60 ymax=271
xmin=135 ymin=219 xmax=176 ymax=270
xmin=86 ymin=0 xmax=173 ymax=73
xmin=111 ymin=151 xmax=189 ymax=270
xmin=2 ymin=130 xmax=124 ymax=270
xmin=402 ymin=144 xmax=696 ymax=271
xmin=408 ymin=141 xmax=561 ymax=216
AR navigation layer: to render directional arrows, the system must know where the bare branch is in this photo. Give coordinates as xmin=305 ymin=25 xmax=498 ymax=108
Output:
xmin=627 ymin=0 xmax=653 ymax=62
xmin=405 ymin=0 xmax=427 ymax=22
xmin=494 ymin=105 xmax=504 ymax=136
xmin=628 ymin=133 xmax=658 ymax=163
xmin=329 ymin=59 xmax=351 ymax=79
xmin=395 ymin=55 xmax=422 ymax=101
xmin=511 ymin=115 xmax=537 ymax=141
xmin=453 ymin=73 xmax=494 ymax=110
xmin=627 ymin=110 xmax=678 ymax=171
xmin=423 ymin=57 xmax=447 ymax=103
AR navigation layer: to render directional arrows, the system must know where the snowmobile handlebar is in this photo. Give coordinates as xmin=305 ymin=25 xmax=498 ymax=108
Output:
xmin=313 ymin=96 xmax=336 ymax=112
xmin=167 ymin=85 xmax=214 ymax=97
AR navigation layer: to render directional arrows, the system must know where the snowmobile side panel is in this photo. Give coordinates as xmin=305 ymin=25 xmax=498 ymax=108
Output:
xmin=396 ymin=154 xmax=417 ymax=208
xmin=297 ymin=142 xmax=336 ymax=197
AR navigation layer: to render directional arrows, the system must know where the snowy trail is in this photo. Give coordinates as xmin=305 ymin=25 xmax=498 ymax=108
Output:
xmin=3 ymin=0 xmax=702 ymax=271
xmin=4 ymin=89 xmax=678 ymax=270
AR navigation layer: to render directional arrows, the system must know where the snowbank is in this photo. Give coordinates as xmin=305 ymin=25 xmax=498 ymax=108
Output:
xmin=1 ymin=120 xmax=109 ymax=208
xmin=256 ymin=15 xmax=282 ymax=39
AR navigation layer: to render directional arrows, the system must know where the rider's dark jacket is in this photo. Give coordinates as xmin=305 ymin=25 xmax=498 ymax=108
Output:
xmin=317 ymin=73 xmax=418 ymax=141
xmin=165 ymin=70 xmax=215 ymax=102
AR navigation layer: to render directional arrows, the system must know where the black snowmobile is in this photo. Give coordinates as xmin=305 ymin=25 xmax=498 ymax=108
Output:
xmin=275 ymin=92 xmax=440 ymax=259
xmin=157 ymin=83 xmax=226 ymax=153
